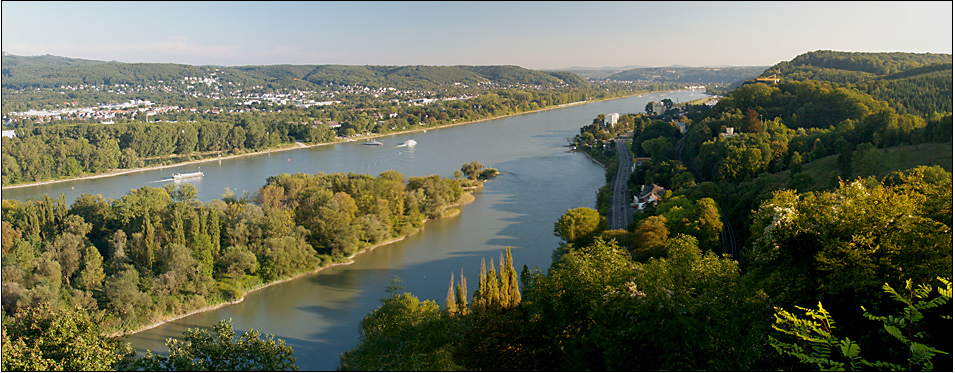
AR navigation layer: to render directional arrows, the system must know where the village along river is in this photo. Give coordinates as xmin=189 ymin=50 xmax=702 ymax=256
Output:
xmin=3 ymin=89 xmax=707 ymax=370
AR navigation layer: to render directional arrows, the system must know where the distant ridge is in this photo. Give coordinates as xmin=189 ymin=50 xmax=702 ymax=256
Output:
xmin=0 ymin=53 xmax=592 ymax=91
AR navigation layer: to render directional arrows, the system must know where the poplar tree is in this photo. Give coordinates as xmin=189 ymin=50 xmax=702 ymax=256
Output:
xmin=446 ymin=273 xmax=457 ymax=314
xmin=171 ymin=207 xmax=186 ymax=246
xmin=188 ymin=207 xmax=202 ymax=247
xmin=77 ymin=245 xmax=106 ymax=291
xmin=503 ymin=247 xmax=521 ymax=307
xmin=474 ymin=258 xmax=488 ymax=311
xmin=456 ymin=268 xmax=468 ymax=314
xmin=207 ymin=208 xmax=221 ymax=260
xmin=143 ymin=211 xmax=157 ymax=271
xmin=499 ymin=252 xmax=510 ymax=307
xmin=486 ymin=260 xmax=500 ymax=308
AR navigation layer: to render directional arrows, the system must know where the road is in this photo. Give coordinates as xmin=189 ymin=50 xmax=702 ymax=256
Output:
xmin=609 ymin=138 xmax=635 ymax=230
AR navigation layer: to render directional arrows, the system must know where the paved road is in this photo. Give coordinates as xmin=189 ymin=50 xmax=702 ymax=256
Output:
xmin=609 ymin=138 xmax=634 ymax=230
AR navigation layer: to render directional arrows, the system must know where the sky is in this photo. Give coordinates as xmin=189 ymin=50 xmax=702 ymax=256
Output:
xmin=2 ymin=1 xmax=952 ymax=70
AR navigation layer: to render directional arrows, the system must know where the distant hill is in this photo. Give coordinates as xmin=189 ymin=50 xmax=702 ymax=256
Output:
xmin=0 ymin=54 xmax=591 ymax=91
xmin=546 ymin=65 xmax=649 ymax=80
xmin=763 ymin=50 xmax=952 ymax=84
xmin=760 ymin=50 xmax=953 ymax=116
xmin=605 ymin=66 xmax=769 ymax=86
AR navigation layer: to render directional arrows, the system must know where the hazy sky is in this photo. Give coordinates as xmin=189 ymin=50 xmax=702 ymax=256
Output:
xmin=2 ymin=1 xmax=952 ymax=69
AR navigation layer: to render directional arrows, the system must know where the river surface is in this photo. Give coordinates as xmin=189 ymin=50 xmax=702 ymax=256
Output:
xmin=2 ymin=90 xmax=707 ymax=370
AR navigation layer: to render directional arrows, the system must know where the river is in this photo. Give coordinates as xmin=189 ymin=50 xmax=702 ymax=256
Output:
xmin=2 ymin=90 xmax=707 ymax=370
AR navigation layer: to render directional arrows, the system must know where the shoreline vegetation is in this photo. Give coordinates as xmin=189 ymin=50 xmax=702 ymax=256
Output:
xmin=2 ymin=89 xmax=694 ymax=191
xmin=109 ymin=184 xmax=481 ymax=338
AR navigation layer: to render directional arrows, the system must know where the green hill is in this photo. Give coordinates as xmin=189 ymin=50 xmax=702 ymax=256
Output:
xmin=755 ymin=51 xmax=953 ymax=118
xmin=765 ymin=50 xmax=952 ymax=84
xmin=1 ymin=54 xmax=590 ymax=91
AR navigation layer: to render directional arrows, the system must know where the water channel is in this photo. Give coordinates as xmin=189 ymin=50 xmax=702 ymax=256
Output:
xmin=2 ymin=89 xmax=707 ymax=370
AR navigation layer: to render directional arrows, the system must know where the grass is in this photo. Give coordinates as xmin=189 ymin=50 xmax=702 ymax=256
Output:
xmin=759 ymin=141 xmax=952 ymax=193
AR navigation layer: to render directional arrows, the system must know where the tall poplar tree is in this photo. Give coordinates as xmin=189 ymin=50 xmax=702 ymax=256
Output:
xmin=456 ymin=268 xmax=468 ymax=313
xmin=142 ymin=211 xmax=157 ymax=271
xmin=207 ymin=208 xmax=221 ymax=260
xmin=502 ymin=247 xmax=521 ymax=307
xmin=446 ymin=273 xmax=457 ymax=314
xmin=486 ymin=260 xmax=500 ymax=308
xmin=474 ymin=258 xmax=488 ymax=311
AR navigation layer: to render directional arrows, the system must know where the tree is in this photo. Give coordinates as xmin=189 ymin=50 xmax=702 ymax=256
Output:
xmin=460 ymin=161 xmax=485 ymax=180
xmin=77 ymin=245 xmax=106 ymax=291
xmin=746 ymin=166 xmax=953 ymax=313
xmin=641 ymin=136 xmax=674 ymax=164
xmin=130 ymin=319 xmax=298 ymax=371
xmin=340 ymin=279 xmax=461 ymax=371
xmin=631 ymin=215 xmax=669 ymax=261
xmin=553 ymin=207 xmax=604 ymax=246
xmin=1 ymin=303 xmax=130 ymax=371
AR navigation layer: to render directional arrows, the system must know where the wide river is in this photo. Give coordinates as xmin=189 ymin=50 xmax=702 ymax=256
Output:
xmin=3 ymin=90 xmax=707 ymax=370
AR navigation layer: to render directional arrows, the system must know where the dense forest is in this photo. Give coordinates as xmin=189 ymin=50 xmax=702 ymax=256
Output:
xmin=338 ymin=50 xmax=953 ymax=371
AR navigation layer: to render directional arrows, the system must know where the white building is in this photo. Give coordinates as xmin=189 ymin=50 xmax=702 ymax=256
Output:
xmin=605 ymin=112 xmax=619 ymax=127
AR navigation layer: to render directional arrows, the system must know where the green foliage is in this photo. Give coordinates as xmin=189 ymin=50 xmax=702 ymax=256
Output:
xmin=459 ymin=161 xmax=497 ymax=181
xmin=1 ymin=303 xmax=130 ymax=371
xmin=128 ymin=319 xmax=297 ymax=371
xmin=340 ymin=279 xmax=462 ymax=371
xmin=746 ymin=166 xmax=953 ymax=310
xmin=1 ymin=168 xmax=475 ymax=345
xmin=553 ymin=207 xmax=604 ymax=246
xmin=770 ymin=277 xmax=952 ymax=371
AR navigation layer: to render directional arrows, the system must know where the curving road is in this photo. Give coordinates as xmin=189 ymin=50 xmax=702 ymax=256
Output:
xmin=609 ymin=138 xmax=634 ymax=230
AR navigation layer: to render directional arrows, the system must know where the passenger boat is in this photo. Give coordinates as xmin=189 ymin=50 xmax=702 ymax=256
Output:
xmin=172 ymin=171 xmax=204 ymax=180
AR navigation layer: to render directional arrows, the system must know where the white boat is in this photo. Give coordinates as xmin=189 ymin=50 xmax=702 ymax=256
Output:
xmin=363 ymin=140 xmax=384 ymax=146
xmin=172 ymin=171 xmax=204 ymax=180
xmin=398 ymin=139 xmax=417 ymax=147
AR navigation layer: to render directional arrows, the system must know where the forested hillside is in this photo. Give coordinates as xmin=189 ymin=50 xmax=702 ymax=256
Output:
xmin=339 ymin=50 xmax=954 ymax=371
xmin=1 ymin=54 xmax=587 ymax=91
xmin=767 ymin=50 xmax=952 ymax=83
xmin=757 ymin=50 xmax=953 ymax=117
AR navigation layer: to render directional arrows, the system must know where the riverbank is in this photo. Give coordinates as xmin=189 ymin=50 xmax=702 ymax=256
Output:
xmin=109 ymin=184 xmax=482 ymax=339
xmin=3 ymin=90 xmax=690 ymax=191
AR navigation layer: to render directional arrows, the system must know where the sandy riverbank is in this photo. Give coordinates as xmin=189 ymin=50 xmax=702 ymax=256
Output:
xmin=2 ymin=90 xmax=687 ymax=191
